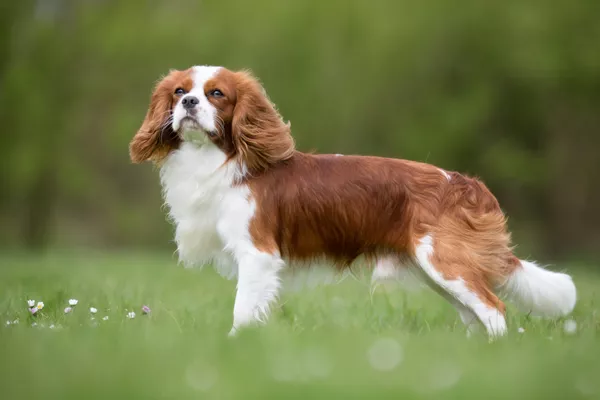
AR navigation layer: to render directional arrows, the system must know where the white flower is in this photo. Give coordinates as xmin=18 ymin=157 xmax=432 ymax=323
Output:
xmin=64 ymin=307 xmax=72 ymax=314
xmin=12 ymin=319 xmax=19 ymax=325
xmin=126 ymin=311 xmax=136 ymax=319
xmin=49 ymin=324 xmax=55 ymax=329
xmin=27 ymin=299 xmax=36 ymax=308
xmin=68 ymin=299 xmax=78 ymax=306
xmin=102 ymin=316 xmax=109 ymax=321
xmin=5 ymin=321 xmax=11 ymax=326
xmin=517 ymin=327 xmax=525 ymax=333
xmin=31 ymin=322 xmax=38 ymax=327
xmin=36 ymin=302 xmax=44 ymax=310
xmin=89 ymin=307 xmax=97 ymax=314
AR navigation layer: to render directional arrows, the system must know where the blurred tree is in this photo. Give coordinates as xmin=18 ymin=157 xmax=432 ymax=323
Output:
xmin=0 ymin=0 xmax=598 ymax=262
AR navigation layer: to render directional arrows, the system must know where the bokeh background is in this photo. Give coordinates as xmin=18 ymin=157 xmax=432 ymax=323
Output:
xmin=1 ymin=0 xmax=599 ymax=263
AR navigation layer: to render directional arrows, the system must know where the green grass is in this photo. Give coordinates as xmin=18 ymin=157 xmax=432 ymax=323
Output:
xmin=0 ymin=251 xmax=599 ymax=399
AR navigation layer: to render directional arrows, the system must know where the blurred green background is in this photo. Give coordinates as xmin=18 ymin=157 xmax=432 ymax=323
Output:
xmin=1 ymin=0 xmax=599 ymax=262
xmin=1 ymin=3 xmax=599 ymax=398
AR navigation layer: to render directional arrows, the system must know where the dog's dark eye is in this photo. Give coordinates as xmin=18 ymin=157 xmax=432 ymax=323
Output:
xmin=209 ymin=89 xmax=224 ymax=98
xmin=174 ymin=88 xmax=186 ymax=95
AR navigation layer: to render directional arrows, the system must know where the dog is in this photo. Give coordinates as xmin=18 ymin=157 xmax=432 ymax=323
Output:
xmin=130 ymin=66 xmax=576 ymax=337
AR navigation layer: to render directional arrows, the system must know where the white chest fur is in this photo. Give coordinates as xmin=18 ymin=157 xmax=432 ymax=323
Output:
xmin=159 ymin=141 xmax=252 ymax=279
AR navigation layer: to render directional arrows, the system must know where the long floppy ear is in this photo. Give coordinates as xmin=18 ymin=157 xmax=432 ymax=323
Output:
xmin=129 ymin=75 xmax=180 ymax=164
xmin=232 ymin=70 xmax=295 ymax=172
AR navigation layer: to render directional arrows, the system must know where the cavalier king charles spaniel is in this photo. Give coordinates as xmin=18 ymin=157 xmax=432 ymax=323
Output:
xmin=130 ymin=66 xmax=576 ymax=338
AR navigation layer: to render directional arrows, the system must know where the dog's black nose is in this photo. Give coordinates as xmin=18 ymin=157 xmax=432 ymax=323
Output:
xmin=181 ymin=96 xmax=199 ymax=109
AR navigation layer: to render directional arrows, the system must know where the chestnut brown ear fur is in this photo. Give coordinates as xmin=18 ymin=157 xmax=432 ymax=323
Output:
xmin=232 ymin=70 xmax=295 ymax=172
xmin=129 ymin=73 xmax=181 ymax=164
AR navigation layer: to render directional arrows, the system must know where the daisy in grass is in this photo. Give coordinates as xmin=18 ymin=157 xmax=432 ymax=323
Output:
xmin=28 ymin=301 xmax=44 ymax=315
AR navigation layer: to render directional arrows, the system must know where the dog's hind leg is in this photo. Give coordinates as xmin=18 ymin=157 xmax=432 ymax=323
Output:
xmin=412 ymin=234 xmax=507 ymax=338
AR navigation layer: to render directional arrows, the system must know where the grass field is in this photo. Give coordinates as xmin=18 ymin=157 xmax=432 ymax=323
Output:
xmin=0 ymin=251 xmax=599 ymax=399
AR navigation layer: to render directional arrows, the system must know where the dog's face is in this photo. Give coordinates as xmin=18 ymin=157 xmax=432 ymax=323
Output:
xmin=129 ymin=66 xmax=294 ymax=172
xmin=171 ymin=66 xmax=236 ymax=144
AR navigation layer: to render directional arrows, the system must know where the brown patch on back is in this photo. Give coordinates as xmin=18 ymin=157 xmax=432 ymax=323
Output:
xmin=246 ymin=153 xmax=449 ymax=265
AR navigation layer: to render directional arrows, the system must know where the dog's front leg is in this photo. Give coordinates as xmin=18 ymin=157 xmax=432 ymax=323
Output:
xmin=228 ymin=251 xmax=284 ymax=336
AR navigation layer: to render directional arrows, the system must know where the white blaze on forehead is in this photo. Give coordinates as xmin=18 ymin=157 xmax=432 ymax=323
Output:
xmin=191 ymin=65 xmax=222 ymax=88
xmin=172 ymin=65 xmax=222 ymax=135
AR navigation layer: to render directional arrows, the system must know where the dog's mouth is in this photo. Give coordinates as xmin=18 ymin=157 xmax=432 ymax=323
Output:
xmin=178 ymin=116 xmax=217 ymax=141
xmin=179 ymin=116 xmax=201 ymax=130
